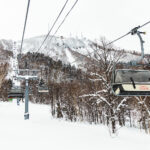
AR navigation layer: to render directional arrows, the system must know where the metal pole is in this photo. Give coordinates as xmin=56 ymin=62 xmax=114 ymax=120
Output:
xmin=130 ymin=29 xmax=145 ymax=65
xmin=24 ymin=79 xmax=29 ymax=120
xmin=16 ymin=69 xmax=38 ymax=120
xmin=137 ymin=31 xmax=145 ymax=62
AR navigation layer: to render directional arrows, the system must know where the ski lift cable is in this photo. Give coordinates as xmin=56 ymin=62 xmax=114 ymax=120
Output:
xmin=45 ymin=0 xmax=78 ymax=56
xmin=33 ymin=0 xmax=78 ymax=94
xmin=107 ymin=32 xmax=130 ymax=46
xmin=140 ymin=20 xmax=150 ymax=28
xmin=36 ymin=0 xmax=69 ymax=53
xmin=9 ymin=0 xmax=31 ymax=101
xmin=20 ymin=0 xmax=31 ymax=58
xmin=70 ymin=20 xmax=150 ymax=65
xmin=107 ymin=20 xmax=150 ymax=45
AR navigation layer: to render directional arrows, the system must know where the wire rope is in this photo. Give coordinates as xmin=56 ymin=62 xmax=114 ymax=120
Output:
xmin=36 ymin=0 xmax=69 ymax=53
xmin=70 ymin=20 xmax=150 ymax=65
xmin=20 ymin=0 xmax=31 ymax=58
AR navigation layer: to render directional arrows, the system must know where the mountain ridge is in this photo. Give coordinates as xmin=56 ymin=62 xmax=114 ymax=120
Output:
xmin=0 ymin=35 xmax=148 ymax=68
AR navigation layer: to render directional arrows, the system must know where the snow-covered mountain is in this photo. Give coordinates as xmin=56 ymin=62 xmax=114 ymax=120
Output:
xmin=0 ymin=39 xmax=13 ymax=51
xmin=18 ymin=35 xmax=95 ymax=67
xmin=0 ymin=35 xmax=147 ymax=67
xmin=20 ymin=35 xmax=149 ymax=66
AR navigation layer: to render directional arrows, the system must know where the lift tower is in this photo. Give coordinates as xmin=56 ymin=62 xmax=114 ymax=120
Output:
xmin=15 ymin=69 xmax=39 ymax=120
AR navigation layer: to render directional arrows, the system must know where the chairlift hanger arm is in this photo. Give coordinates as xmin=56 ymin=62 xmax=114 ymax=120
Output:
xmin=136 ymin=31 xmax=145 ymax=61
xmin=129 ymin=27 xmax=146 ymax=64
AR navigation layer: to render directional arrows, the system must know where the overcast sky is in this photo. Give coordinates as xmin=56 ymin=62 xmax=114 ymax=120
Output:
xmin=0 ymin=0 xmax=150 ymax=53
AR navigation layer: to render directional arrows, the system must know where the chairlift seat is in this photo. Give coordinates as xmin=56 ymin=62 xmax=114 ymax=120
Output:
xmin=38 ymin=79 xmax=49 ymax=93
xmin=8 ymin=87 xmax=24 ymax=98
xmin=38 ymin=86 xmax=49 ymax=93
xmin=111 ymin=69 xmax=150 ymax=96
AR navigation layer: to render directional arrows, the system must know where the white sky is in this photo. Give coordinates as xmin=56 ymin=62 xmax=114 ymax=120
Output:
xmin=0 ymin=0 xmax=150 ymax=53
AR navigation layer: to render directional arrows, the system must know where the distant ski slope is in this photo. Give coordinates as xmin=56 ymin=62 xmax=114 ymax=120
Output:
xmin=0 ymin=101 xmax=150 ymax=150
xmin=0 ymin=35 xmax=144 ymax=69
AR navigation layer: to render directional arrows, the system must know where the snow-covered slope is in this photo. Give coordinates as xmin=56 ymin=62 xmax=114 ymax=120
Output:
xmin=18 ymin=35 xmax=94 ymax=66
xmin=19 ymin=35 xmax=146 ymax=65
xmin=0 ymin=101 xmax=150 ymax=150
xmin=0 ymin=39 xmax=13 ymax=51
xmin=0 ymin=35 xmax=147 ymax=68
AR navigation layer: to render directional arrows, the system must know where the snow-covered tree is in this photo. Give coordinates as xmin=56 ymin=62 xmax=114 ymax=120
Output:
xmin=80 ymin=38 xmax=130 ymax=134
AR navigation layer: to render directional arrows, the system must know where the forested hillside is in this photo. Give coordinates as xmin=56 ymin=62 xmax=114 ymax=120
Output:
xmin=0 ymin=37 xmax=150 ymax=134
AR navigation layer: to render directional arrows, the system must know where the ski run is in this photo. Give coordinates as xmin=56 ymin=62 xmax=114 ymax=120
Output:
xmin=0 ymin=101 xmax=150 ymax=150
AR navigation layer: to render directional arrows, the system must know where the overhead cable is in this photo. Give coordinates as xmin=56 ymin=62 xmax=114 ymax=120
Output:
xmin=107 ymin=20 xmax=150 ymax=45
xmin=20 ymin=0 xmax=31 ymax=57
xmin=140 ymin=20 xmax=150 ymax=28
xmin=47 ymin=0 xmax=78 ymax=47
xmin=70 ymin=20 xmax=150 ymax=65
xmin=37 ymin=0 xmax=69 ymax=53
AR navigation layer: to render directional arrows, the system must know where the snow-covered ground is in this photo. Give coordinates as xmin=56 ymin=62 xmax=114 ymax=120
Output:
xmin=0 ymin=101 xmax=150 ymax=150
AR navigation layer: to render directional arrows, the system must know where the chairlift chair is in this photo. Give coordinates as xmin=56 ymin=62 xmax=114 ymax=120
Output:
xmin=38 ymin=85 xmax=49 ymax=93
xmin=38 ymin=79 xmax=49 ymax=93
xmin=8 ymin=86 xmax=24 ymax=99
xmin=111 ymin=27 xmax=150 ymax=96
xmin=111 ymin=69 xmax=150 ymax=96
